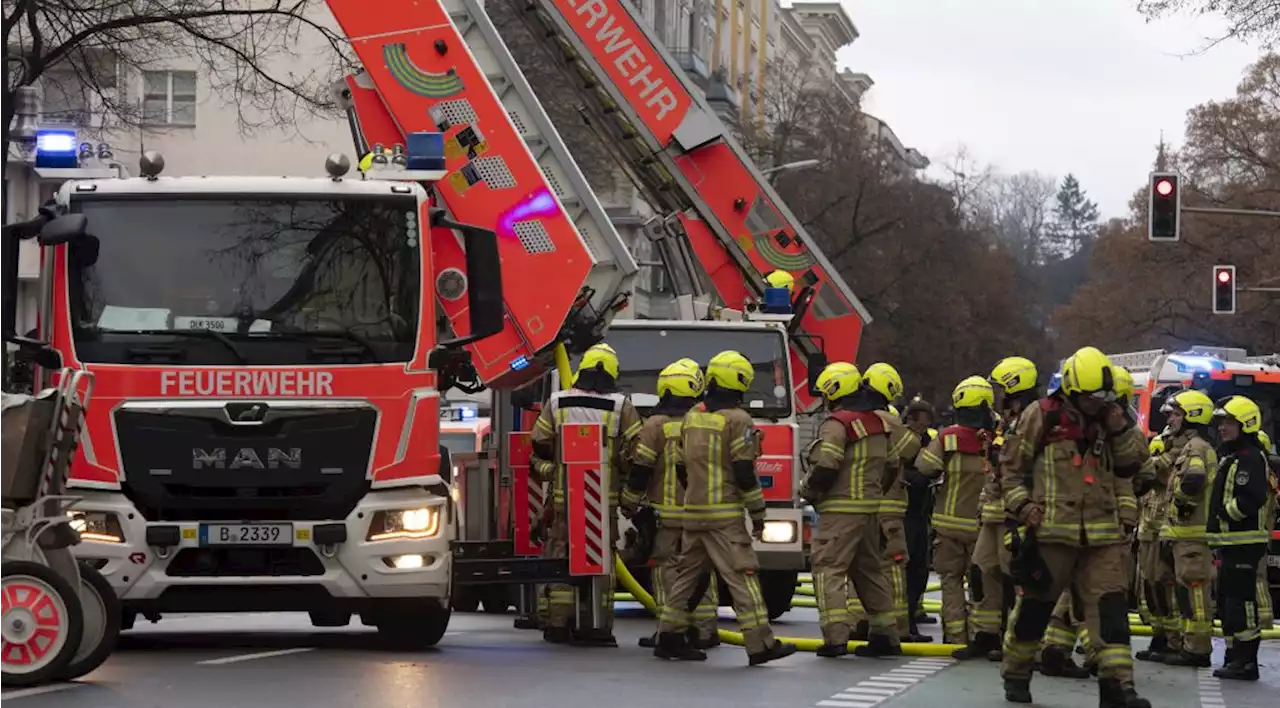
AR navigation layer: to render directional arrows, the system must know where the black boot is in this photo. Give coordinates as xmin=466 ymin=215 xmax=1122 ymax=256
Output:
xmin=1213 ymin=639 xmax=1260 ymax=681
xmin=916 ymin=613 xmax=938 ymax=625
xmin=571 ymin=628 xmax=618 ymax=647
xmin=689 ymin=625 xmax=721 ymax=650
xmin=851 ymin=619 xmax=870 ymax=641
xmin=638 ymin=632 xmax=657 ymax=648
xmin=1161 ymin=650 xmax=1211 ymax=668
xmin=1039 ymin=644 xmax=1091 ymax=679
xmin=748 ymin=640 xmax=798 ymax=666
xmin=653 ymin=631 xmax=707 ymax=661
xmin=987 ymin=648 xmax=1004 ymax=662
xmin=1003 ymin=677 xmax=1032 ymax=704
xmin=952 ymin=631 xmax=1001 ymax=660
xmin=1097 ymin=677 xmax=1151 ymax=708
xmin=514 ymin=616 xmax=542 ymax=630
xmin=852 ymin=632 xmax=898 ymax=658
xmin=1222 ymin=644 xmax=1235 ymax=665
xmin=815 ymin=641 xmax=849 ymax=658
xmin=1134 ymin=634 xmax=1168 ymax=662
xmin=905 ymin=631 xmax=933 ymax=643
xmin=542 ymin=625 xmax=572 ymax=644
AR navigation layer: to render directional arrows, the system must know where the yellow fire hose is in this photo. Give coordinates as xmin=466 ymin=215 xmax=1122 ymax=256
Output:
xmin=552 ymin=344 xmax=962 ymax=656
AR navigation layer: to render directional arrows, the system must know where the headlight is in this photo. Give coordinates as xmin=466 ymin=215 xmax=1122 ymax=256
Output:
xmin=367 ymin=507 xmax=440 ymax=541
xmin=760 ymin=520 xmax=797 ymax=544
xmin=69 ymin=511 xmax=125 ymax=543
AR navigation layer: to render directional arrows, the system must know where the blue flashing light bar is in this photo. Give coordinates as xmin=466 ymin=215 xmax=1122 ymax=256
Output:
xmin=1168 ymin=354 xmax=1226 ymax=374
xmin=510 ymin=355 xmax=530 ymax=371
xmin=1047 ymin=372 xmax=1063 ymax=395
xmin=34 ymin=129 xmax=79 ymax=169
xmin=406 ymin=132 xmax=446 ymax=172
xmin=762 ymin=287 xmax=792 ymax=314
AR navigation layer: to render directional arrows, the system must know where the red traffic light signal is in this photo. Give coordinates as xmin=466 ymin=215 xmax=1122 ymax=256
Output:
xmin=1148 ymin=172 xmax=1181 ymax=241
xmin=1213 ymin=265 xmax=1236 ymax=314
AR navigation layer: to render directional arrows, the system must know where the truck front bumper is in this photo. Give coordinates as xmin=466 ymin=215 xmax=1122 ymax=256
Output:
xmin=69 ymin=487 xmax=453 ymax=610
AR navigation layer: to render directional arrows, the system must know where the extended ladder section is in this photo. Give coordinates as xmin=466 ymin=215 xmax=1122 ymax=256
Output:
xmin=326 ymin=0 xmax=637 ymax=391
xmin=499 ymin=0 xmax=873 ymax=409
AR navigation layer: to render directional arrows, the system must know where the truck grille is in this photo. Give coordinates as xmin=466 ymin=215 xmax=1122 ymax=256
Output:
xmin=116 ymin=402 xmax=375 ymax=521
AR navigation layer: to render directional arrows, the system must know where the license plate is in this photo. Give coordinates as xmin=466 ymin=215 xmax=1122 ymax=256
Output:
xmin=1268 ymin=555 xmax=1280 ymax=568
xmin=200 ymin=523 xmax=293 ymax=546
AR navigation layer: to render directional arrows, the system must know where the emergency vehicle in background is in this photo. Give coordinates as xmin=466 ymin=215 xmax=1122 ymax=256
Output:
xmin=1107 ymin=346 xmax=1280 ymax=609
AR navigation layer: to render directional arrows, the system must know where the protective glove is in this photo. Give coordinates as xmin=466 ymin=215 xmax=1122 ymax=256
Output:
xmin=1173 ymin=493 xmax=1198 ymax=516
xmin=750 ymin=514 xmax=765 ymax=541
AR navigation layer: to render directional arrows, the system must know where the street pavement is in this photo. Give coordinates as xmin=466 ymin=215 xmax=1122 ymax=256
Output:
xmin=3 ymin=602 xmax=1277 ymax=707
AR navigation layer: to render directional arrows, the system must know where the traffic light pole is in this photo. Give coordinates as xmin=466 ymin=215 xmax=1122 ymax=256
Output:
xmin=1182 ymin=206 xmax=1280 ymax=219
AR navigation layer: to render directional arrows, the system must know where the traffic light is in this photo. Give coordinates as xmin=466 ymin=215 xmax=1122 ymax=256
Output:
xmin=1148 ymin=172 xmax=1181 ymax=241
xmin=1213 ymin=265 xmax=1236 ymax=314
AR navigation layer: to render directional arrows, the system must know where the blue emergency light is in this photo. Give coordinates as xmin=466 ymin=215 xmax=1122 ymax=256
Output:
xmin=762 ymin=286 xmax=793 ymax=315
xmin=34 ymin=129 xmax=79 ymax=169
xmin=510 ymin=355 xmax=530 ymax=371
xmin=406 ymin=132 xmax=446 ymax=172
xmin=1168 ymin=354 xmax=1226 ymax=374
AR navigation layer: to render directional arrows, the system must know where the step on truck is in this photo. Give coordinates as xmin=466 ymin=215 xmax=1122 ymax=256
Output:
xmin=31 ymin=140 xmax=622 ymax=647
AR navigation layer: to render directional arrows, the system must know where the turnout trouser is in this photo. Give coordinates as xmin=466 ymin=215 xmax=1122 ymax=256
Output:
xmin=1172 ymin=540 xmax=1215 ymax=656
xmin=812 ymin=512 xmax=897 ymax=645
xmin=656 ymin=523 xmax=775 ymax=654
xmin=1040 ymin=591 xmax=1097 ymax=663
xmin=905 ymin=490 xmax=934 ymax=625
xmin=1146 ymin=540 xmax=1183 ymax=652
xmin=652 ymin=525 xmax=719 ymax=641
xmin=971 ymin=522 xmax=1009 ymax=635
xmin=934 ymin=533 xmax=978 ymax=644
xmin=1001 ymin=542 xmax=1136 ymax=689
xmin=1219 ymin=544 xmax=1268 ymax=643
xmin=546 ymin=510 xmax=618 ymax=633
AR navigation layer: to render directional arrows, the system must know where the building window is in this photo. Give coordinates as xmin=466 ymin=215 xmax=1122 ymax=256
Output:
xmin=142 ymin=70 xmax=197 ymax=126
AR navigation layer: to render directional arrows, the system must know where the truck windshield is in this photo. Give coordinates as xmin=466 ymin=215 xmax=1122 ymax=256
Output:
xmin=67 ymin=195 xmax=421 ymax=365
xmin=596 ymin=326 xmax=792 ymax=419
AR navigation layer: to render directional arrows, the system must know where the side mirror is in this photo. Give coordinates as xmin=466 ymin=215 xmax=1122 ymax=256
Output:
xmin=38 ymin=214 xmax=87 ymax=246
xmin=432 ymin=209 xmax=504 ymax=348
xmin=806 ymin=351 xmax=828 ymax=396
xmin=438 ymin=445 xmax=453 ymax=484
xmin=7 ymin=335 xmax=63 ymax=369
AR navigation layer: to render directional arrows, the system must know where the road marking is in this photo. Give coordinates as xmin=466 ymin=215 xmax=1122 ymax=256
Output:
xmin=1197 ymin=668 xmax=1225 ymax=707
xmin=1 ymin=683 xmax=82 ymax=700
xmin=814 ymin=657 xmax=957 ymax=708
xmin=197 ymin=647 xmax=316 ymax=665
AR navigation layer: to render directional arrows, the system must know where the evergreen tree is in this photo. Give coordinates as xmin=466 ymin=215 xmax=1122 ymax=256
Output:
xmin=1048 ymin=174 xmax=1101 ymax=256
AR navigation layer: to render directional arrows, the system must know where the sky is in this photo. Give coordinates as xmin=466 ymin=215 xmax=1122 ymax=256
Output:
xmin=837 ymin=0 xmax=1265 ymax=219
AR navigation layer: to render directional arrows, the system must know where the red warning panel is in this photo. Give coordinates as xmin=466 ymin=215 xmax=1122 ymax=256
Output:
xmin=509 ymin=431 xmax=544 ymax=556
xmin=754 ymin=423 xmax=797 ymax=502
xmin=562 ymin=423 xmax=608 ymax=576
xmin=327 ymin=0 xmax=594 ymax=389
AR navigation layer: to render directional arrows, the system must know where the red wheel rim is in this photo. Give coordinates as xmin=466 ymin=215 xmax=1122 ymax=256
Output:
xmin=2 ymin=577 xmax=70 ymax=671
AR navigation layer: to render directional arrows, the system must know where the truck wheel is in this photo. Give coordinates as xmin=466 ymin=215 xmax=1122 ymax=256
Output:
xmin=58 ymin=563 xmax=122 ymax=681
xmin=376 ymin=602 xmax=451 ymax=649
xmin=452 ymin=589 xmax=480 ymax=613
xmin=2 ymin=560 xmax=85 ymax=688
xmin=759 ymin=570 xmax=798 ymax=621
xmin=481 ymin=587 xmax=512 ymax=615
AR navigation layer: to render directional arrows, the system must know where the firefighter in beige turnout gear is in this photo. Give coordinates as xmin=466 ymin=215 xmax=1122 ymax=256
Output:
xmin=652 ymin=350 xmax=797 ymax=666
xmin=914 ymin=376 xmax=997 ymax=646
xmin=803 ymin=361 xmax=922 ymax=658
xmin=530 ymin=343 xmax=643 ymax=647
xmin=1136 ymin=433 xmax=1181 ymax=662
xmin=999 ymin=347 xmax=1151 ymax=708
xmin=1156 ymin=389 xmax=1219 ymax=668
xmin=620 ymin=358 xmax=720 ymax=649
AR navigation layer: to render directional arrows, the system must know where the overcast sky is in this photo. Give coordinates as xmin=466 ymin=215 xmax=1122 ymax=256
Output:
xmin=837 ymin=0 xmax=1264 ymax=218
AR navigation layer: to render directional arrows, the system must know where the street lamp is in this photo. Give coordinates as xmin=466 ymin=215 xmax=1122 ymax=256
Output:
xmin=762 ymin=159 xmax=822 ymax=176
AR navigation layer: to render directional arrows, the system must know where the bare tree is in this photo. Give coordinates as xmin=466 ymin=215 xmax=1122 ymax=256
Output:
xmin=974 ymin=171 xmax=1059 ymax=269
xmin=1137 ymin=0 xmax=1280 ymax=48
xmin=3 ymin=0 xmax=351 ymax=164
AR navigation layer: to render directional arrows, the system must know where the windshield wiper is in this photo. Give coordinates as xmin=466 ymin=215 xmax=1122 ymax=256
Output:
xmin=105 ymin=329 xmax=249 ymax=365
xmin=249 ymin=329 xmax=382 ymax=364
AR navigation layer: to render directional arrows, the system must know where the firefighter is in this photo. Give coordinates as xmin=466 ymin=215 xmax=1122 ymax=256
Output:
xmin=803 ymin=361 xmax=922 ymax=658
xmin=902 ymin=398 xmax=939 ymax=638
xmin=962 ymin=356 xmax=1039 ymax=661
xmin=1156 ymin=389 xmax=1219 ymax=668
xmin=913 ymin=376 xmax=996 ymax=647
xmin=866 ymin=364 xmax=914 ymax=640
xmin=999 ymin=346 xmax=1151 ymax=708
xmin=1207 ymin=396 xmax=1271 ymax=681
xmin=1135 ymin=433 xmax=1181 ymax=662
xmin=651 ymin=350 xmax=797 ymax=665
xmin=1256 ymin=430 xmax=1277 ymax=632
xmin=620 ymin=358 xmax=721 ymax=650
xmin=530 ymin=342 xmax=643 ymax=647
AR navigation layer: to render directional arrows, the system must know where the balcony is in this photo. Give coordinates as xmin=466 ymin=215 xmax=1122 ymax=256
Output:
xmin=705 ymin=69 xmax=741 ymax=122
xmin=671 ymin=48 xmax=711 ymax=89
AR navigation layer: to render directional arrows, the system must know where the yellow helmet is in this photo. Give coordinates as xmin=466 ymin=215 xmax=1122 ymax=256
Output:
xmin=657 ymin=358 xmax=704 ymax=399
xmin=1213 ymin=395 xmax=1263 ymax=435
xmin=358 ymin=148 xmax=393 ymax=173
xmin=989 ymin=356 xmax=1038 ymax=395
xmin=928 ymin=428 xmax=939 ymax=440
xmin=816 ymin=362 xmax=861 ymax=403
xmin=765 ymin=270 xmax=795 ymax=292
xmin=953 ymin=376 xmax=995 ymax=409
xmin=1113 ymin=366 xmax=1134 ymax=400
xmin=1259 ymin=430 xmax=1273 ymax=452
xmin=577 ymin=343 xmax=620 ymax=381
xmin=888 ymin=404 xmax=900 ymax=417
xmin=1059 ymin=346 xmax=1116 ymax=399
xmin=706 ymin=350 xmax=754 ymax=393
xmin=1149 ymin=436 xmax=1166 ymax=455
xmin=1167 ymin=389 xmax=1215 ymax=426
xmin=863 ymin=362 xmax=904 ymax=402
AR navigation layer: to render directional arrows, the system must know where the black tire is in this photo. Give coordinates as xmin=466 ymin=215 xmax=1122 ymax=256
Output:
xmin=376 ymin=602 xmax=451 ymax=649
xmin=1 ymin=560 xmax=85 ymax=688
xmin=480 ymin=587 xmax=512 ymax=615
xmin=759 ymin=570 xmax=798 ymax=621
xmin=451 ymin=589 xmax=480 ymax=613
xmin=57 ymin=563 xmax=121 ymax=681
